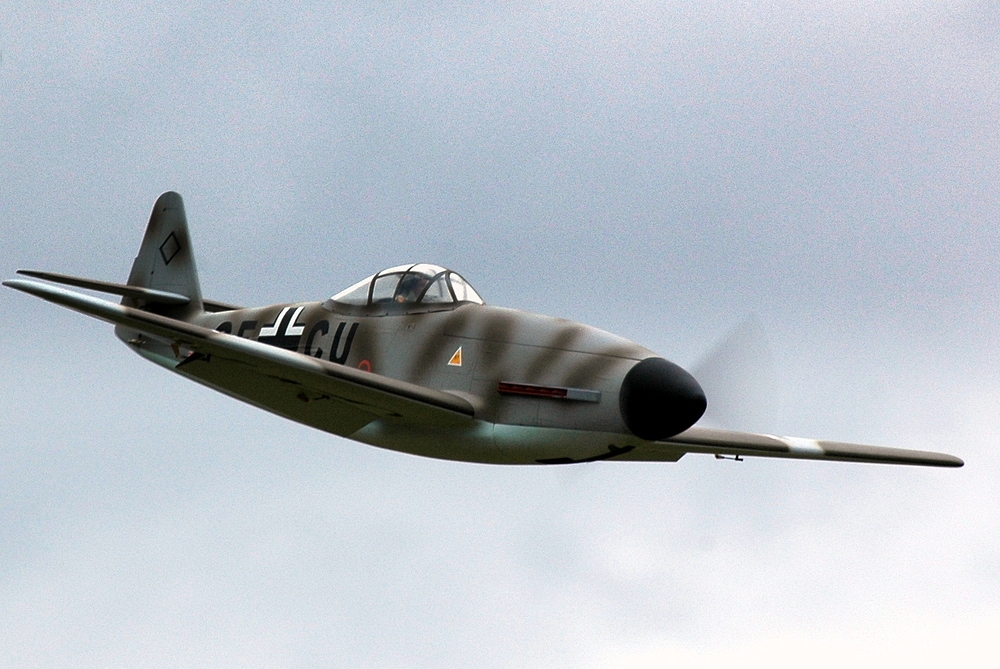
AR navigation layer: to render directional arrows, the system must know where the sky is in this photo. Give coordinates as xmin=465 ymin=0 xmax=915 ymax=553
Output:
xmin=1 ymin=1 xmax=999 ymax=666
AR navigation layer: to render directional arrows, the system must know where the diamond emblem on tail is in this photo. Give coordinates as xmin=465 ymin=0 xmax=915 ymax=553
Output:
xmin=159 ymin=232 xmax=181 ymax=265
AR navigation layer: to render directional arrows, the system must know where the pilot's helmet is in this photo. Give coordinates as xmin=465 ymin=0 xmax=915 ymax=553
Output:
xmin=394 ymin=273 xmax=430 ymax=303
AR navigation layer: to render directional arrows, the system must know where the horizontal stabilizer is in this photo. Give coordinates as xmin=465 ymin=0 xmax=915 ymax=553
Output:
xmin=17 ymin=270 xmax=191 ymax=306
xmin=657 ymin=426 xmax=963 ymax=467
xmin=16 ymin=270 xmax=242 ymax=312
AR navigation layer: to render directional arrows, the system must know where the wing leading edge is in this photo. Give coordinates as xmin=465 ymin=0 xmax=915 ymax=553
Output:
xmin=3 ymin=279 xmax=474 ymax=428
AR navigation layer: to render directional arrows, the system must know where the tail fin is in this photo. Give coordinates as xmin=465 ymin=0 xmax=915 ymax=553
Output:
xmin=125 ymin=191 xmax=203 ymax=317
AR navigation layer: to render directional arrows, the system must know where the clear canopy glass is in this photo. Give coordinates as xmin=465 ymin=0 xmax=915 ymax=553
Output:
xmin=331 ymin=264 xmax=484 ymax=307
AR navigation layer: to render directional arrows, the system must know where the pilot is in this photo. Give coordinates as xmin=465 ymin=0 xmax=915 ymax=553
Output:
xmin=394 ymin=274 xmax=429 ymax=303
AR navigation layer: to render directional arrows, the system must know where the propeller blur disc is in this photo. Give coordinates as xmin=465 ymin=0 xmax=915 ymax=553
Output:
xmin=691 ymin=316 xmax=778 ymax=433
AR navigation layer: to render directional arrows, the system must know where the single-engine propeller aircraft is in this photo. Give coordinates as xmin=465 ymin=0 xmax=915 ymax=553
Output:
xmin=5 ymin=192 xmax=963 ymax=468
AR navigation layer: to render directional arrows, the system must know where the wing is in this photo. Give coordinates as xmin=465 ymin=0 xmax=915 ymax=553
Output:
xmin=3 ymin=279 xmax=474 ymax=429
xmin=612 ymin=426 xmax=963 ymax=467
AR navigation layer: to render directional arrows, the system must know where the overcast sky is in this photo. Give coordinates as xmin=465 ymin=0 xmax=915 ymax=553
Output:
xmin=2 ymin=2 xmax=999 ymax=667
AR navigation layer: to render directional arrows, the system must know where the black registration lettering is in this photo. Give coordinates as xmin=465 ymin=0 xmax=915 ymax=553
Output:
xmin=305 ymin=320 xmax=329 ymax=358
xmin=329 ymin=322 xmax=359 ymax=364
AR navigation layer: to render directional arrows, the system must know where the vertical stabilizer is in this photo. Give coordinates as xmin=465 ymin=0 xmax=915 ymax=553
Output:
xmin=125 ymin=191 xmax=203 ymax=318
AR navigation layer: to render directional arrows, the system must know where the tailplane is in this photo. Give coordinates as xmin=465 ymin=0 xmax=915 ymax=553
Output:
xmin=124 ymin=191 xmax=204 ymax=317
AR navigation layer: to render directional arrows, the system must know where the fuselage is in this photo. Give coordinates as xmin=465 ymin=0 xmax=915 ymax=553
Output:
xmin=121 ymin=299 xmax=689 ymax=464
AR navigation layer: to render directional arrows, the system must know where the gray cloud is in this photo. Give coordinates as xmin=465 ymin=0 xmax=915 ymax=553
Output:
xmin=2 ymin=1 xmax=998 ymax=666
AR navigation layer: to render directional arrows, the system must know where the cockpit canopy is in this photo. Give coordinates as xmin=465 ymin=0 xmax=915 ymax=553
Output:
xmin=328 ymin=263 xmax=484 ymax=311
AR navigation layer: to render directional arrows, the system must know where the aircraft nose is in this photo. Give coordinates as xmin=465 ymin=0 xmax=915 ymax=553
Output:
xmin=619 ymin=357 xmax=707 ymax=441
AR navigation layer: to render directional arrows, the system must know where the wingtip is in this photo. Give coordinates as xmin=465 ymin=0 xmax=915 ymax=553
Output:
xmin=908 ymin=451 xmax=963 ymax=468
xmin=922 ymin=451 xmax=964 ymax=468
xmin=943 ymin=455 xmax=964 ymax=468
xmin=4 ymin=279 xmax=55 ymax=298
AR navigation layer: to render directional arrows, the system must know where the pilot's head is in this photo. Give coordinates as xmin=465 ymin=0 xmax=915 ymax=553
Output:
xmin=395 ymin=274 xmax=430 ymax=303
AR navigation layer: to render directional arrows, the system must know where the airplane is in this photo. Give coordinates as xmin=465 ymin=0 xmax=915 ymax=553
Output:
xmin=4 ymin=192 xmax=963 ymax=468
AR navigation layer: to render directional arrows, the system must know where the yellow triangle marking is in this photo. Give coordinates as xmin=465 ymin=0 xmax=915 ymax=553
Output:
xmin=448 ymin=346 xmax=463 ymax=367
